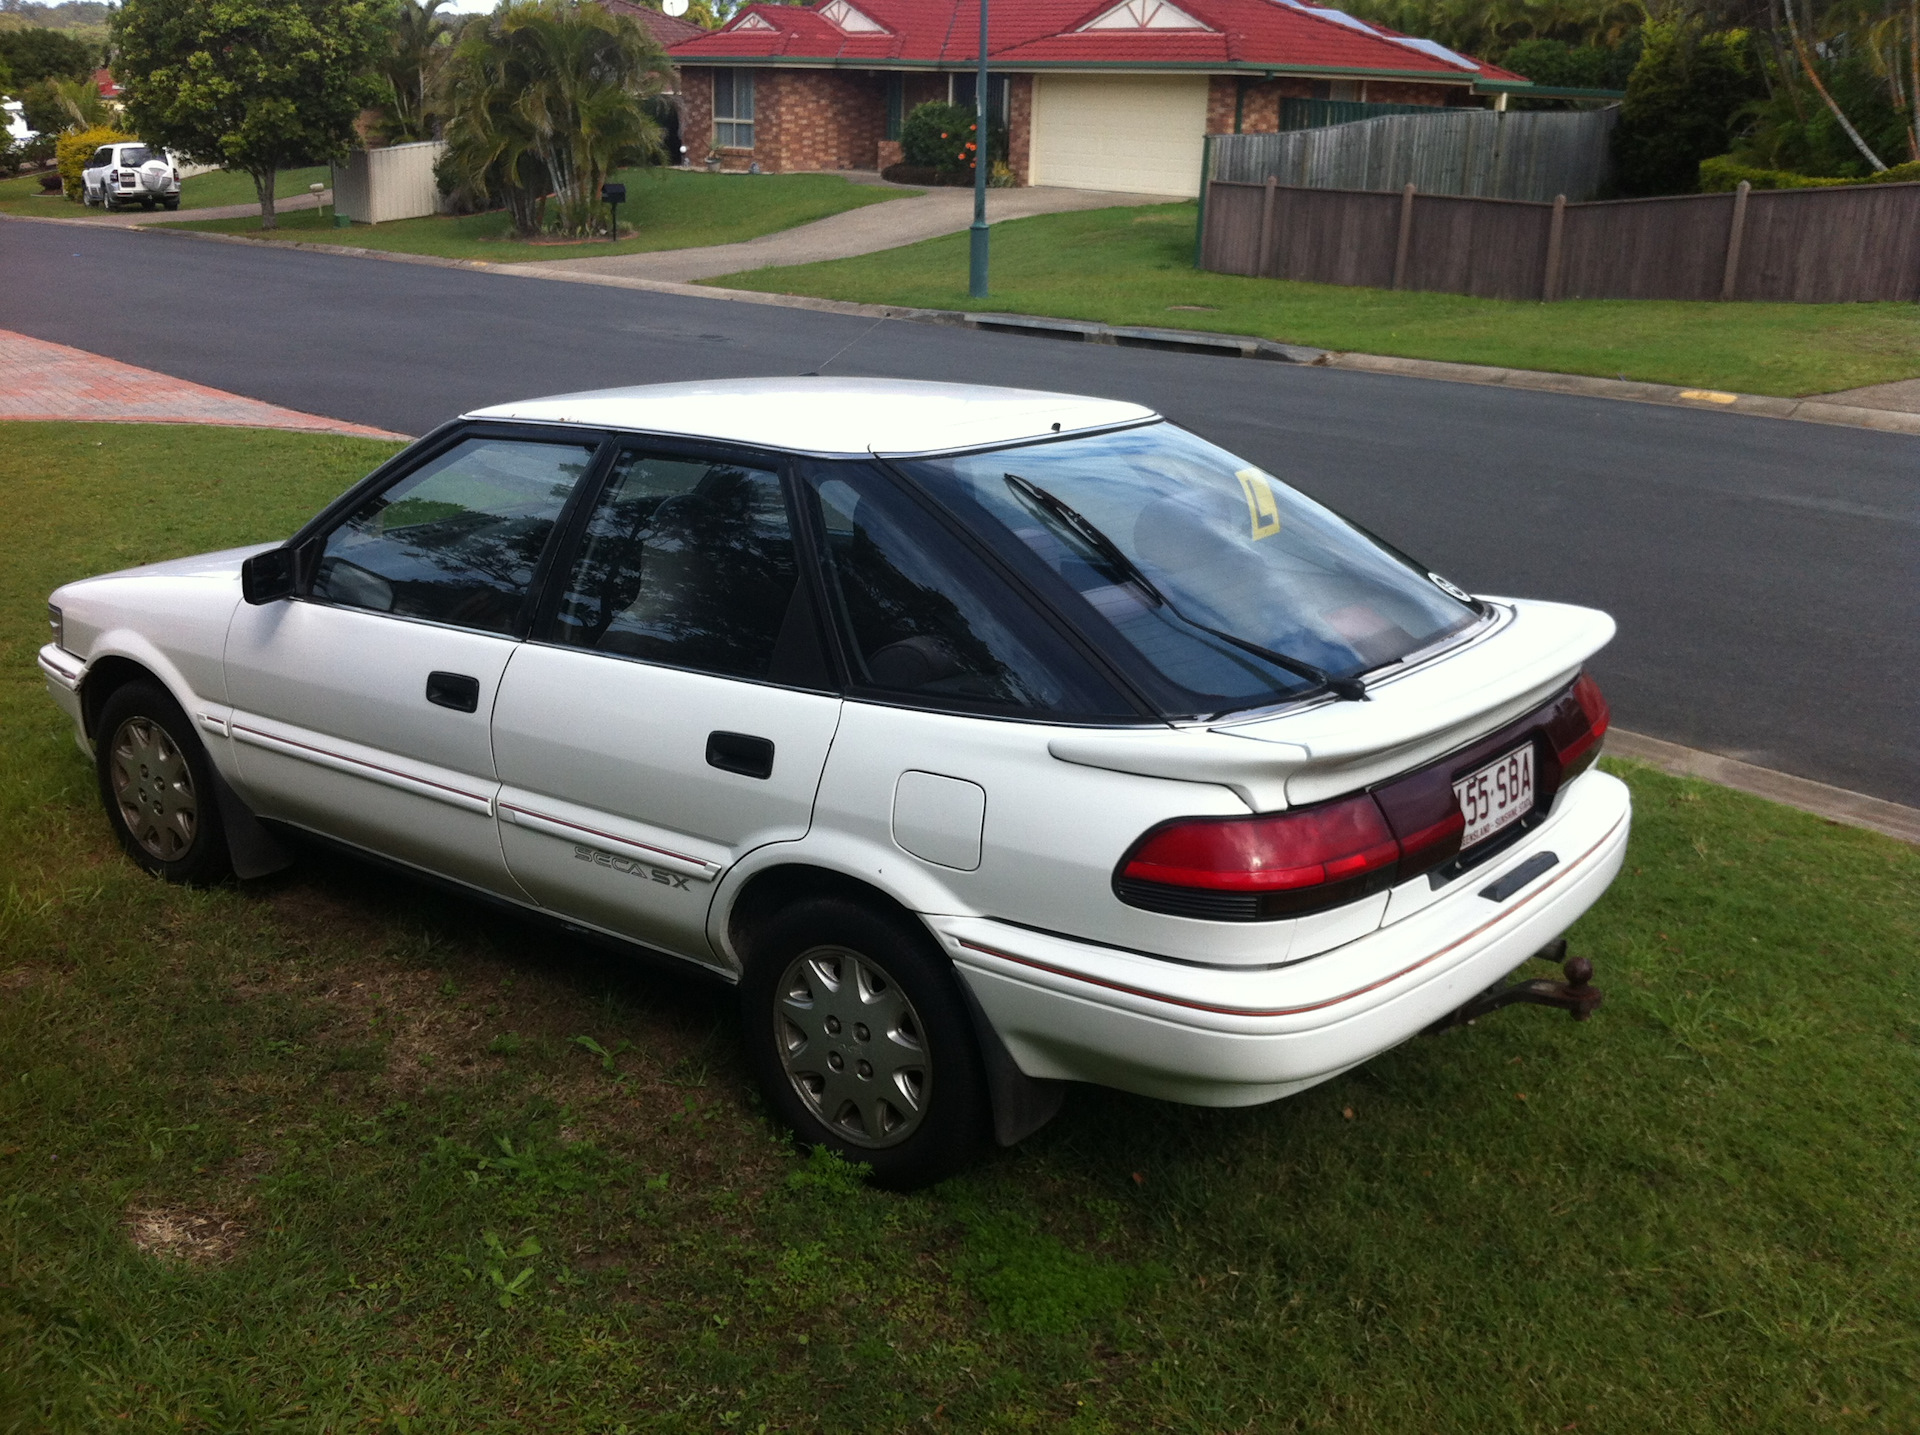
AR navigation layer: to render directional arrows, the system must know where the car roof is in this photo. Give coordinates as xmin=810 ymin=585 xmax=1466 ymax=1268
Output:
xmin=464 ymin=378 xmax=1159 ymax=457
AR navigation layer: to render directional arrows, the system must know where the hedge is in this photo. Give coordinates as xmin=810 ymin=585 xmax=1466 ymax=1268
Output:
xmin=1699 ymin=154 xmax=1920 ymax=191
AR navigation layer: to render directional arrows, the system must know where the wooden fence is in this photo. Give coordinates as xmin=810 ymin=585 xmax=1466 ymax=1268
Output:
xmin=1197 ymin=177 xmax=1920 ymax=302
xmin=1207 ymin=108 xmax=1618 ymax=203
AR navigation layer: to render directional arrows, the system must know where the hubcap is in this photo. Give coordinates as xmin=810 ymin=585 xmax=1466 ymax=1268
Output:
xmin=109 ymin=716 xmax=198 ymax=862
xmin=774 ymin=945 xmax=930 ymax=1148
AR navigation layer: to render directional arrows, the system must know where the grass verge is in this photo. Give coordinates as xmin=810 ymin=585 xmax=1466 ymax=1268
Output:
xmin=712 ymin=203 xmax=1920 ymax=397
xmin=0 ymin=167 xmax=332 ymax=219
xmin=156 ymin=169 xmax=919 ymax=262
xmin=3 ymin=421 xmax=1917 ymax=1431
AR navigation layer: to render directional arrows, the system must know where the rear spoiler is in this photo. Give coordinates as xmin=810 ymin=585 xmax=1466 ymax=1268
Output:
xmin=1048 ymin=600 xmax=1614 ymax=811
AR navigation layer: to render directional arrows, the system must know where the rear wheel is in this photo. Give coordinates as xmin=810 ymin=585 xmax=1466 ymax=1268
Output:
xmin=740 ymin=898 xmax=989 ymax=1189
xmin=95 ymin=680 xmax=230 ymax=885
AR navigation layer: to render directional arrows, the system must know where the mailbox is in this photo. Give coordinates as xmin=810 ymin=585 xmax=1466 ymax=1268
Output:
xmin=601 ymin=182 xmax=627 ymax=205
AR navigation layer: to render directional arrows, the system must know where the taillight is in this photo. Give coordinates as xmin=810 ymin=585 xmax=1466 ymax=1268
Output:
xmin=1547 ymin=672 xmax=1609 ymax=782
xmin=1118 ymin=791 xmax=1424 ymax=921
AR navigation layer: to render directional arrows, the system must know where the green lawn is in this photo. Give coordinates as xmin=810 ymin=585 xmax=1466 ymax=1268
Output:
xmin=159 ymin=169 xmax=919 ymax=263
xmin=713 ymin=203 xmax=1920 ymax=398
xmin=0 ymin=166 xmax=332 ymax=218
xmin=4 ymin=422 xmax=1917 ymax=1431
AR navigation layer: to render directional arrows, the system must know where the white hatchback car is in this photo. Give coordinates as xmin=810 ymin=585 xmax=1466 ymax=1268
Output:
xmin=80 ymin=141 xmax=180 ymax=212
xmin=40 ymin=380 xmax=1629 ymax=1185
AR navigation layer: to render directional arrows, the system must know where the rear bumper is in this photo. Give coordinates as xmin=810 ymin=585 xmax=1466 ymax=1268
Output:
xmin=937 ymin=769 xmax=1631 ymax=1107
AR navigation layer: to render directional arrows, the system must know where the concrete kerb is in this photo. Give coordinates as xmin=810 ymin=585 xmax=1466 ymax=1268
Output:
xmin=1608 ymin=730 xmax=1920 ymax=847
xmin=119 ymin=222 xmax=1920 ymax=438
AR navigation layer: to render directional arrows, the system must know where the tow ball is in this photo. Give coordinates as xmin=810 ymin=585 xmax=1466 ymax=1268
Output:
xmin=1422 ymin=939 xmax=1602 ymax=1036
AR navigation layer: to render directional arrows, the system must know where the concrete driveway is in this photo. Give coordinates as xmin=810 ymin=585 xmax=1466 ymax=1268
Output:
xmin=514 ymin=178 xmax=1172 ymax=283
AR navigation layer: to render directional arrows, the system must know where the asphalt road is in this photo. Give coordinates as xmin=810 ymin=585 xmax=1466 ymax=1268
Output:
xmin=5 ymin=219 xmax=1916 ymax=807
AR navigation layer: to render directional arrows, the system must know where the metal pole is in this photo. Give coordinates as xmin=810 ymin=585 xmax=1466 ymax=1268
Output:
xmin=968 ymin=0 xmax=989 ymax=297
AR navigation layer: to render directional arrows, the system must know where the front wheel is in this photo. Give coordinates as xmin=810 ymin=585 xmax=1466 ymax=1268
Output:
xmin=95 ymin=680 xmax=231 ymax=884
xmin=740 ymin=898 xmax=989 ymax=1189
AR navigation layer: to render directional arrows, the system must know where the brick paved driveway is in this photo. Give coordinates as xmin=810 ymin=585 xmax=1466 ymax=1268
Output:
xmin=0 ymin=328 xmax=404 ymax=437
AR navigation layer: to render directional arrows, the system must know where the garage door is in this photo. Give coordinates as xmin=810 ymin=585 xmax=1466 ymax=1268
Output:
xmin=1029 ymin=74 xmax=1209 ymax=197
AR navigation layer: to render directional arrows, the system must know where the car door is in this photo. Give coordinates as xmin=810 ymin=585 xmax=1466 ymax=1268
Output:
xmin=491 ymin=443 xmax=842 ymax=963
xmin=223 ymin=427 xmax=606 ymax=898
xmin=84 ymin=147 xmax=110 ymax=199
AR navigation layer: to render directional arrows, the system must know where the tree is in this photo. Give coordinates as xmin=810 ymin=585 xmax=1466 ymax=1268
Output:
xmin=379 ymin=0 xmax=455 ymax=143
xmin=20 ymin=71 xmax=107 ymax=132
xmin=440 ymin=1 xmax=668 ymax=239
xmin=112 ymin=0 xmax=386 ymax=230
xmin=0 ymin=24 xmax=94 ymax=86
xmin=1613 ymin=19 xmax=1763 ymax=193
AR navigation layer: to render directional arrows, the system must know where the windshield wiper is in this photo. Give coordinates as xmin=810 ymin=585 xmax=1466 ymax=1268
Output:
xmin=1004 ymin=473 xmax=1368 ymax=702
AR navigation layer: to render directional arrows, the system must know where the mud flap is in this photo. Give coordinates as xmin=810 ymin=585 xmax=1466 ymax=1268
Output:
xmin=955 ymin=976 xmax=1067 ymax=1147
xmin=208 ymin=764 xmax=295 ymax=879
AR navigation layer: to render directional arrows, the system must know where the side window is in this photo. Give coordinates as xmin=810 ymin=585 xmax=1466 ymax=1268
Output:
xmin=799 ymin=463 xmax=1135 ymax=718
xmin=91 ymin=148 xmax=112 ymax=168
xmin=550 ymin=450 xmax=799 ymax=681
xmin=313 ymin=435 xmax=597 ymax=636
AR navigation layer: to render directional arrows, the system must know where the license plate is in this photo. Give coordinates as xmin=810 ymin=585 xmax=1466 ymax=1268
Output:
xmin=1454 ymin=745 xmax=1535 ymax=849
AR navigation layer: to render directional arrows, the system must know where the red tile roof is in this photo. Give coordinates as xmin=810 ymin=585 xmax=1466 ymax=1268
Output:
xmin=603 ymin=0 xmax=711 ymax=50
xmin=667 ymin=0 xmax=1523 ymax=83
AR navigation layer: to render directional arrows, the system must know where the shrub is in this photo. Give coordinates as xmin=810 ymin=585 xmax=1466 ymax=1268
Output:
xmin=55 ymin=124 xmax=132 ymax=200
xmin=900 ymin=100 xmax=981 ymax=176
xmin=1699 ymin=154 xmax=1920 ymax=191
xmin=1612 ymin=20 xmax=1763 ymax=195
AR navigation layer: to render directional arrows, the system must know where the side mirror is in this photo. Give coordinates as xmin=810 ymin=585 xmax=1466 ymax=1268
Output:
xmin=241 ymin=547 xmax=297 ymax=605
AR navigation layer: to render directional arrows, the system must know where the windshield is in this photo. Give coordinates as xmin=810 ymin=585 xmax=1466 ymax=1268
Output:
xmin=897 ymin=423 xmax=1480 ymax=718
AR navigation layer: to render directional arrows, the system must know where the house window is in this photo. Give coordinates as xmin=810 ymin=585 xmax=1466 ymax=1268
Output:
xmin=714 ymin=69 xmax=756 ymax=149
xmin=885 ymin=74 xmax=905 ymax=141
xmin=950 ymin=72 xmax=1009 ymax=125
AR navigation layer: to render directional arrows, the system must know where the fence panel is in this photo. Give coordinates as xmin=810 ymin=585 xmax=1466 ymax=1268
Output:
xmin=1199 ymin=175 xmax=1920 ymax=303
xmin=1559 ymin=193 xmax=1732 ymax=300
xmin=1208 ymin=108 xmax=1617 ymax=202
xmin=1738 ymin=185 xmax=1920 ymax=301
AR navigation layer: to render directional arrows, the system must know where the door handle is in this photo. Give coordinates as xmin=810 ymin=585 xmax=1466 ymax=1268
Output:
xmin=707 ymin=730 xmax=774 ymax=780
xmin=426 ymin=671 xmax=481 ymax=713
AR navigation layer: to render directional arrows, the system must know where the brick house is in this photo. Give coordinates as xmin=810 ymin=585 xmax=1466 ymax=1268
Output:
xmin=666 ymin=0 xmax=1526 ymax=195
xmin=603 ymin=0 xmax=710 ymax=161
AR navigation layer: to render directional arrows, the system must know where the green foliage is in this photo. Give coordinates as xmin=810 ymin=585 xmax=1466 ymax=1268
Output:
xmin=1613 ymin=20 xmax=1763 ymax=196
xmin=53 ymin=121 xmax=125 ymax=197
xmin=1502 ymin=35 xmax=1637 ymax=91
xmin=0 ymin=24 xmax=94 ymax=87
xmin=21 ymin=71 xmax=103 ymax=132
xmin=440 ymin=0 xmax=669 ymax=239
xmin=376 ymin=0 xmax=456 ymax=145
xmin=1336 ymin=0 xmax=1641 ymax=65
xmin=1736 ymin=50 xmax=1911 ymax=179
xmin=900 ymin=99 xmax=984 ymax=175
xmin=111 ymin=0 xmax=386 ymax=229
xmin=1699 ymin=153 xmax=1920 ymax=190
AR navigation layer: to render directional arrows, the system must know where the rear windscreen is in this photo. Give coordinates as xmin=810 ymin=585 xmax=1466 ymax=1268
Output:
xmin=899 ymin=423 xmax=1481 ymax=719
xmin=119 ymin=147 xmax=154 ymax=166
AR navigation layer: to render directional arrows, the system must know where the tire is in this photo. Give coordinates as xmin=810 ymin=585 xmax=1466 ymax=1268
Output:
xmin=162 ymin=200 xmax=179 ymax=212
xmin=94 ymin=680 xmax=231 ymax=885
xmin=740 ymin=897 xmax=990 ymax=1189
xmin=102 ymin=192 xmax=117 ymax=212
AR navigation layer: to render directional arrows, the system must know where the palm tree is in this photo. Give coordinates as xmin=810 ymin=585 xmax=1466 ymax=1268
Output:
xmin=382 ymin=0 xmax=456 ymax=143
xmin=439 ymin=0 xmax=668 ymax=239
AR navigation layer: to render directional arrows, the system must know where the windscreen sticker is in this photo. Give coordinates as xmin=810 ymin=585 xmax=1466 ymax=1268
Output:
xmin=1235 ymin=467 xmax=1282 ymax=541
